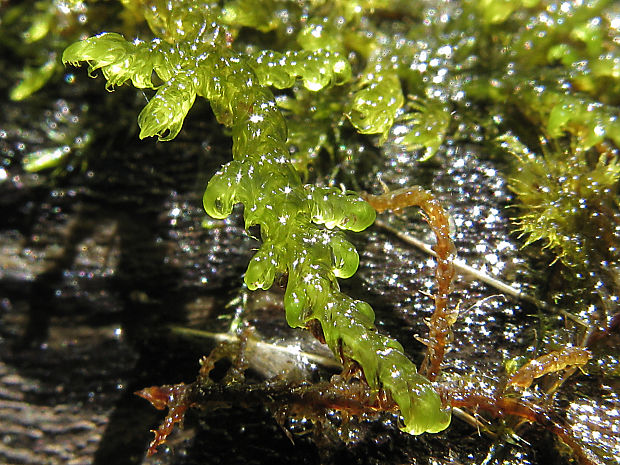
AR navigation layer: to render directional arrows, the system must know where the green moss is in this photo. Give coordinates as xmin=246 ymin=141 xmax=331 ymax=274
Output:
xmin=30 ymin=0 xmax=618 ymax=441
xmin=511 ymin=82 xmax=620 ymax=151
xmin=394 ymin=97 xmax=450 ymax=161
xmin=501 ymin=133 xmax=620 ymax=268
xmin=61 ymin=0 xmax=452 ymax=435
xmin=10 ymin=57 xmax=57 ymax=101
xmin=347 ymin=71 xmax=404 ymax=141
xmin=2 ymin=0 xmax=122 ymax=101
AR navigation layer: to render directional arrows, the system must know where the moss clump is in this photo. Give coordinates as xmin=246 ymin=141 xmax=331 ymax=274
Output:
xmin=15 ymin=0 xmax=616 ymax=444
xmin=61 ymin=0 xmax=451 ymax=435
xmin=501 ymin=133 xmax=619 ymax=268
xmin=2 ymin=0 xmax=123 ymax=101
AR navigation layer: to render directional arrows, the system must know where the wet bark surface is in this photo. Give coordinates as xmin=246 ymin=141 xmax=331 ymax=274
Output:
xmin=1 ymin=41 xmax=619 ymax=465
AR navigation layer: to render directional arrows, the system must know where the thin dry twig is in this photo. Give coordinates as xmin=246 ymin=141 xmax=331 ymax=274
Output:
xmin=373 ymin=218 xmax=549 ymax=309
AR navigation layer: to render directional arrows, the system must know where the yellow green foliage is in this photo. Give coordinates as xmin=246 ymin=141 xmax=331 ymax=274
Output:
xmin=19 ymin=0 xmax=617 ymax=440
xmin=347 ymin=72 xmax=404 ymax=141
xmin=2 ymin=0 xmax=96 ymax=101
xmin=61 ymin=0 xmax=452 ymax=435
xmin=502 ymin=133 xmax=620 ymax=267
xmin=10 ymin=57 xmax=57 ymax=101
xmin=394 ymin=97 xmax=450 ymax=161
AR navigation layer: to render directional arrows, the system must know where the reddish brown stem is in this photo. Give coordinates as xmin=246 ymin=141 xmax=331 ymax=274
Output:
xmin=446 ymin=387 xmax=600 ymax=465
xmin=508 ymin=346 xmax=592 ymax=389
xmin=138 ymin=357 xmax=598 ymax=465
xmin=363 ymin=186 xmax=456 ymax=381
xmin=135 ymin=344 xmax=235 ymax=456
xmin=136 ymin=383 xmax=192 ymax=456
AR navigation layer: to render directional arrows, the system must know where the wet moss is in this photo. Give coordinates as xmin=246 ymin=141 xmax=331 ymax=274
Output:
xmin=3 ymin=0 xmax=619 ymax=455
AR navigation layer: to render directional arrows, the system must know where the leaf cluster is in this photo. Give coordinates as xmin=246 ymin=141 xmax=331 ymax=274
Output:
xmin=61 ymin=0 xmax=452 ymax=435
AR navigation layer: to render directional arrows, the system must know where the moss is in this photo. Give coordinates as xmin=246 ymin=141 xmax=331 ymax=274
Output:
xmin=1 ymin=0 xmax=126 ymax=101
xmin=503 ymin=133 xmax=619 ymax=268
xmin=9 ymin=0 xmax=618 ymax=444
xmin=394 ymin=97 xmax=451 ymax=161
xmin=61 ymin=0 xmax=452 ymax=435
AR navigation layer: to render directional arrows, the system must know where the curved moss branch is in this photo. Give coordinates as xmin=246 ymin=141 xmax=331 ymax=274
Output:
xmin=62 ymin=2 xmax=451 ymax=436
